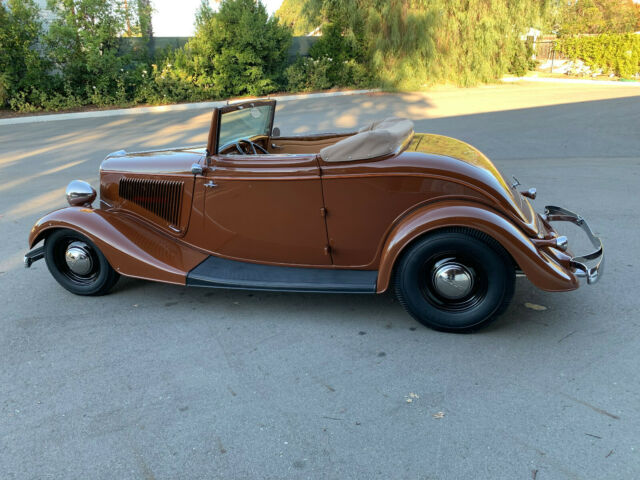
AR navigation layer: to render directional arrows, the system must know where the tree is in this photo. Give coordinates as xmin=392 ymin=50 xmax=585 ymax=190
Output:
xmin=558 ymin=0 xmax=640 ymax=35
xmin=0 ymin=0 xmax=48 ymax=107
xmin=181 ymin=0 xmax=292 ymax=97
xmin=303 ymin=0 xmax=367 ymax=85
xmin=45 ymin=0 xmax=129 ymax=101
xmin=137 ymin=0 xmax=153 ymax=38
xmin=276 ymin=0 xmax=321 ymax=35
xmin=195 ymin=0 xmax=214 ymax=30
xmin=290 ymin=0 xmax=550 ymax=88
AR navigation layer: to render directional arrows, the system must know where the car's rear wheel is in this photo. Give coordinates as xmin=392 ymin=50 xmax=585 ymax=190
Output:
xmin=44 ymin=229 xmax=119 ymax=296
xmin=394 ymin=228 xmax=515 ymax=333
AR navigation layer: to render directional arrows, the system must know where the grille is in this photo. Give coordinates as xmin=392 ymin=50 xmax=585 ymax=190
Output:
xmin=118 ymin=177 xmax=184 ymax=225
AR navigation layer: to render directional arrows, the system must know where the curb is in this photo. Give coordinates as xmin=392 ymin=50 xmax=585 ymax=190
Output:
xmin=0 ymin=89 xmax=379 ymax=127
xmin=502 ymin=76 xmax=640 ymax=87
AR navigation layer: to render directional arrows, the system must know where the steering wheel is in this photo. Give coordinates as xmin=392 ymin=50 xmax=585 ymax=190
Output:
xmin=233 ymin=138 xmax=269 ymax=155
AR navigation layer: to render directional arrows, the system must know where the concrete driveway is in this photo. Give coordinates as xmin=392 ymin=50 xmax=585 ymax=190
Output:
xmin=1 ymin=83 xmax=639 ymax=479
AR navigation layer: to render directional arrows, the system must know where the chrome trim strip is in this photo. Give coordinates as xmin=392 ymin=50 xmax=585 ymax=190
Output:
xmin=544 ymin=205 xmax=604 ymax=285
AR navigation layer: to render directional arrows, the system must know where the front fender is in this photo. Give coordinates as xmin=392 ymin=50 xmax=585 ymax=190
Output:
xmin=29 ymin=207 xmax=207 ymax=285
xmin=376 ymin=201 xmax=579 ymax=293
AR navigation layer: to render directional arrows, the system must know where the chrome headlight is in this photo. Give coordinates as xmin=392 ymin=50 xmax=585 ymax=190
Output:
xmin=66 ymin=180 xmax=96 ymax=207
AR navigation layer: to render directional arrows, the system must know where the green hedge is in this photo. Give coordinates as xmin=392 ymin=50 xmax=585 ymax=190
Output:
xmin=557 ymin=34 xmax=640 ymax=78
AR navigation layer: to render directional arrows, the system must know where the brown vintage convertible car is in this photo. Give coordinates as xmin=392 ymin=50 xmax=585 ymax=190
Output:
xmin=25 ymin=99 xmax=603 ymax=332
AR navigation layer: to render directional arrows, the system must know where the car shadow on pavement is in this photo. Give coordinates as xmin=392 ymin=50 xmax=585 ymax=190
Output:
xmin=111 ymin=274 xmax=582 ymax=338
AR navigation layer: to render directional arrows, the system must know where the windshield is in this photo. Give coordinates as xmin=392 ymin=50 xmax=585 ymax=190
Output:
xmin=218 ymin=104 xmax=273 ymax=151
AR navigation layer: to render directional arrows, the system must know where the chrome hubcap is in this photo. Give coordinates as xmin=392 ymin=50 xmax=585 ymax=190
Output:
xmin=432 ymin=261 xmax=474 ymax=300
xmin=64 ymin=241 xmax=93 ymax=276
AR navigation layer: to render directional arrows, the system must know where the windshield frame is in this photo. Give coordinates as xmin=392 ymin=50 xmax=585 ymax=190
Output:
xmin=214 ymin=100 xmax=276 ymax=155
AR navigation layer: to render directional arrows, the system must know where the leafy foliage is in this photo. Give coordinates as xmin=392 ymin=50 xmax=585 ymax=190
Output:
xmin=285 ymin=55 xmax=369 ymax=91
xmin=2 ymin=0 xmax=160 ymax=111
xmin=0 ymin=0 xmax=49 ymax=107
xmin=284 ymin=0 xmax=551 ymax=89
xmin=3 ymin=0 xmax=293 ymax=111
xmin=45 ymin=0 xmax=132 ymax=105
xmin=557 ymin=0 xmax=640 ymax=36
xmin=285 ymin=56 xmax=332 ymax=91
xmin=5 ymin=0 xmax=638 ymax=113
xmin=174 ymin=0 xmax=292 ymax=98
xmin=134 ymin=0 xmax=153 ymax=38
xmin=276 ymin=0 xmax=321 ymax=35
xmin=282 ymin=0 xmax=370 ymax=90
xmin=557 ymin=33 xmax=640 ymax=78
xmin=132 ymin=49 xmax=212 ymax=104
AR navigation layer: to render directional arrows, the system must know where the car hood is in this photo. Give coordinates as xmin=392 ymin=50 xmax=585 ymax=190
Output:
xmin=101 ymin=146 xmax=206 ymax=174
xmin=405 ymin=133 xmax=536 ymax=228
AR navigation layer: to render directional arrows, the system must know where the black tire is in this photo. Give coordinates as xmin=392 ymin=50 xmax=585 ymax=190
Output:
xmin=394 ymin=228 xmax=515 ymax=333
xmin=44 ymin=229 xmax=119 ymax=296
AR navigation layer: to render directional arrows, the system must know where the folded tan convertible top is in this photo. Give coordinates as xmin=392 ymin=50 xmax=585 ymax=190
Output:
xmin=319 ymin=117 xmax=414 ymax=162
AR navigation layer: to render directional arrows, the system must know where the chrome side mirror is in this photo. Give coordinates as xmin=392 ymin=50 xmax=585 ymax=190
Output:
xmin=191 ymin=163 xmax=203 ymax=175
xmin=66 ymin=180 xmax=96 ymax=207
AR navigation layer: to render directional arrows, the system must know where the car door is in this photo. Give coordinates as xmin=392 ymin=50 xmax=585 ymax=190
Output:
xmin=202 ymin=153 xmax=331 ymax=266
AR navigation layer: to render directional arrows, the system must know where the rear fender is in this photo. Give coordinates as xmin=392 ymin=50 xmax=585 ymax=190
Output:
xmin=29 ymin=207 xmax=207 ymax=285
xmin=377 ymin=201 xmax=579 ymax=293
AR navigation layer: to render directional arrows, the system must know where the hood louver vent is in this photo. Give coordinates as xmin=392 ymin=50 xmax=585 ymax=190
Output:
xmin=119 ymin=177 xmax=184 ymax=226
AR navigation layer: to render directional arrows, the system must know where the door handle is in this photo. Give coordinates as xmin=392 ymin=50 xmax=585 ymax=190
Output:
xmin=204 ymin=180 xmax=218 ymax=188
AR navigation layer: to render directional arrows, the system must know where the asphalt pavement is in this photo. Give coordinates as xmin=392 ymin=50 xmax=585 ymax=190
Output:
xmin=1 ymin=82 xmax=640 ymax=479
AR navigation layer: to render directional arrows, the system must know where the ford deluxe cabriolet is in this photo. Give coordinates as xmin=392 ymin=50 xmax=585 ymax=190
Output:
xmin=25 ymin=99 xmax=603 ymax=332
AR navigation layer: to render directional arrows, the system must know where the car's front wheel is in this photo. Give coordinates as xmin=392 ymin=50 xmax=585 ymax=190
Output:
xmin=394 ymin=228 xmax=515 ymax=333
xmin=44 ymin=229 xmax=119 ymax=296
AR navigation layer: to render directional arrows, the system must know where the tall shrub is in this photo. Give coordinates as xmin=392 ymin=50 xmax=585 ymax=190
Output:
xmin=0 ymin=0 xmax=48 ymax=107
xmin=284 ymin=0 xmax=370 ymax=90
xmin=45 ymin=0 xmax=130 ymax=105
xmin=179 ymin=0 xmax=292 ymax=97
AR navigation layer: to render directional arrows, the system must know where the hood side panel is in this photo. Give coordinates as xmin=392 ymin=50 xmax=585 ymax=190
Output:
xmin=99 ymin=149 xmax=202 ymax=236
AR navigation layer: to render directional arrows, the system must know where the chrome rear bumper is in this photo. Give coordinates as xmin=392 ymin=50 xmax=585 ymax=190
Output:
xmin=543 ymin=206 xmax=604 ymax=284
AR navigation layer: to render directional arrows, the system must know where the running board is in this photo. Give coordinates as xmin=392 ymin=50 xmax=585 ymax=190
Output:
xmin=187 ymin=256 xmax=378 ymax=294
